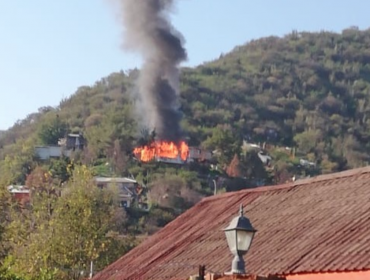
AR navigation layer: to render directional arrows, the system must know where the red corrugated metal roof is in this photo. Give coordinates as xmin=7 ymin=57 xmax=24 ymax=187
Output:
xmin=93 ymin=167 xmax=370 ymax=280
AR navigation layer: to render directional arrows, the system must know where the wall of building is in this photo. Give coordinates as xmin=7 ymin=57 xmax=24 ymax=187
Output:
xmin=287 ymin=270 xmax=370 ymax=280
xmin=35 ymin=146 xmax=71 ymax=160
xmin=202 ymin=274 xmax=286 ymax=280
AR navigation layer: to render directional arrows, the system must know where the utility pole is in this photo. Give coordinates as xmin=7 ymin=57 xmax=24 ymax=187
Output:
xmin=213 ymin=179 xmax=217 ymax=195
xmin=89 ymin=261 xmax=94 ymax=279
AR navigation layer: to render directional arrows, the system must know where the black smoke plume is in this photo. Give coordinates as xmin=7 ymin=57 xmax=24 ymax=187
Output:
xmin=115 ymin=0 xmax=187 ymax=142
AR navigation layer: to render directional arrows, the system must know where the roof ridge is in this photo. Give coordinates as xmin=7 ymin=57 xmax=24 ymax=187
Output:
xmin=203 ymin=165 xmax=370 ymax=202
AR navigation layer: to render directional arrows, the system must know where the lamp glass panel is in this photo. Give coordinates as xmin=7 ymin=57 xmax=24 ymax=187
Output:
xmin=225 ymin=230 xmax=237 ymax=254
xmin=236 ymin=230 xmax=254 ymax=251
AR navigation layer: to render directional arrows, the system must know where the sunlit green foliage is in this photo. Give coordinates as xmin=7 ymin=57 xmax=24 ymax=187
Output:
xmin=3 ymin=166 xmax=134 ymax=280
xmin=38 ymin=116 xmax=68 ymax=146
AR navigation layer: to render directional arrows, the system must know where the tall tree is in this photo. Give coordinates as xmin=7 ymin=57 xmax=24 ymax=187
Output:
xmin=226 ymin=154 xmax=242 ymax=177
xmin=240 ymin=150 xmax=270 ymax=185
xmin=38 ymin=115 xmax=68 ymax=145
xmin=6 ymin=166 xmax=134 ymax=280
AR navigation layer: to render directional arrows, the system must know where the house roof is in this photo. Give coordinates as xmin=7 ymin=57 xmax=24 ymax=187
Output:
xmin=7 ymin=185 xmax=30 ymax=194
xmin=93 ymin=166 xmax=370 ymax=280
xmin=94 ymin=177 xmax=137 ymax=184
xmin=67 ymin=133 xmax=82 ymax=138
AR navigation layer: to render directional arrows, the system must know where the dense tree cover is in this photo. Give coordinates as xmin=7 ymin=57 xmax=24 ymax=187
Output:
xmin=2 ymin=28 xmax=370 ymax=278
xmin=1 ymin=166 xmax=135 ymax=280
xmin=182 ymin=27 xmax=370 ymax=172
xmin=0 ymin=138 xmax=36 ymax=186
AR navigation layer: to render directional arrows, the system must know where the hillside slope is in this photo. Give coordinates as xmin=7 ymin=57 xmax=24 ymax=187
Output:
xmin=2 ymin=27 xmax=370 ymax=183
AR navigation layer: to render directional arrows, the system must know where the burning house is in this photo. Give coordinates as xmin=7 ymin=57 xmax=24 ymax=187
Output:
xmin=134 ymin=141 xmax=189 ymax=164
xmin=133 ymin=140 xmax=214 ymax=165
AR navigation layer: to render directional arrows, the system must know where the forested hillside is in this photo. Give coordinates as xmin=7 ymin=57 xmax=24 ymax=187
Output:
xmin=183 ymin=27 xmax=370 ymax=172
xmin=3 ymin=27 xmax=370 ymax=177
xmin=1 ymin=27 xmax=370 ymax=278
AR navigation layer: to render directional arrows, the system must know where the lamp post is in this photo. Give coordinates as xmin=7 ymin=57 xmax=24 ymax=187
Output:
xmin=224 ymin=204 xmax=256 ymax=275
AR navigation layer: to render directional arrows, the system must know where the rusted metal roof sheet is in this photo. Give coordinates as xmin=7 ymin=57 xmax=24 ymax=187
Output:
xmin=93 ymin=167 xmax=370 ymax=280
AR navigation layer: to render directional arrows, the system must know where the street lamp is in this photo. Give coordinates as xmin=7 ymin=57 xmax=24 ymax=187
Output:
xmin=224 ymin=204 xmax=256 ymax=275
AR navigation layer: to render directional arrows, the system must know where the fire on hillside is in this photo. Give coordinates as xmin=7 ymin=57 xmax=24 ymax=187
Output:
xmin=133 ymin=141 xmax=189 ymax=164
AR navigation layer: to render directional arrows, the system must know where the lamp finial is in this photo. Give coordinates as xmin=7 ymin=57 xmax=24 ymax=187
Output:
xmin=239 ymin=204 xmax=244 ymax=217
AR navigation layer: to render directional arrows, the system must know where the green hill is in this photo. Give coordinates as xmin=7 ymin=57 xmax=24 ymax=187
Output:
xmin=2 ymin=27 xmax=370 ymax=184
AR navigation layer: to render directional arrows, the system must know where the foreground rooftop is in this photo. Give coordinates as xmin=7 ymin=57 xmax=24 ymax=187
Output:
xmin=93 ymin=166 xmax=370 ymax=280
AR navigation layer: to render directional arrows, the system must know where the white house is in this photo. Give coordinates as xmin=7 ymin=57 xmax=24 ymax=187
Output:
xmin=35 ymin=146 xmax=72 ymax=160
xmin=94 ymin=177 xmax=138 ymax=208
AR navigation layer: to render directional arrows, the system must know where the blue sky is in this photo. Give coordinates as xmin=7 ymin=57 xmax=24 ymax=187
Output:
xmin=1 ymin=0 xmax=369 ymax=130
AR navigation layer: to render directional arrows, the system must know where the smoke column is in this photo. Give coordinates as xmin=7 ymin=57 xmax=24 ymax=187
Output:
xmin=115 ymin=0 xmax=187 ymax=142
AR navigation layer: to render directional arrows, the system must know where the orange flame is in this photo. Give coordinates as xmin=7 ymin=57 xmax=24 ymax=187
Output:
xmin=134 ymin=141 xmax=189 ymax=162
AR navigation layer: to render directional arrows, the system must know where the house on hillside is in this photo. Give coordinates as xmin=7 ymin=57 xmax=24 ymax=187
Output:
xmin=7 ymin=185 xmax=30 ymax=205
xmin=35 ymin=133 xmax=85 ymax=160
xmin=257 ymin=151 xmax=272 ymax=165
xmin=299 ymin=159 xmax=315 ymax=167
xmin=35 ymin=145 xmax=71 ymax=160
xmin=92 ymin=166 xmax=370 ymax=280
xmin=94 ymin=177 xmax=145 ymax=209
xmin=242 ymin=141 xmax=272 ymax=165
xmin=58 ymin=133 xmax=85 ymax=150
xmin=188 ymin=147 xmax=213 ymax=162
xmin=242 ymin=141 xmax=261 ymax=151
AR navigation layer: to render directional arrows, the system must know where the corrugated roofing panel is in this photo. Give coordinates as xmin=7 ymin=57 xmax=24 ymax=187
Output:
xmin=93 ymin=167 xmax=370 ymax=280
